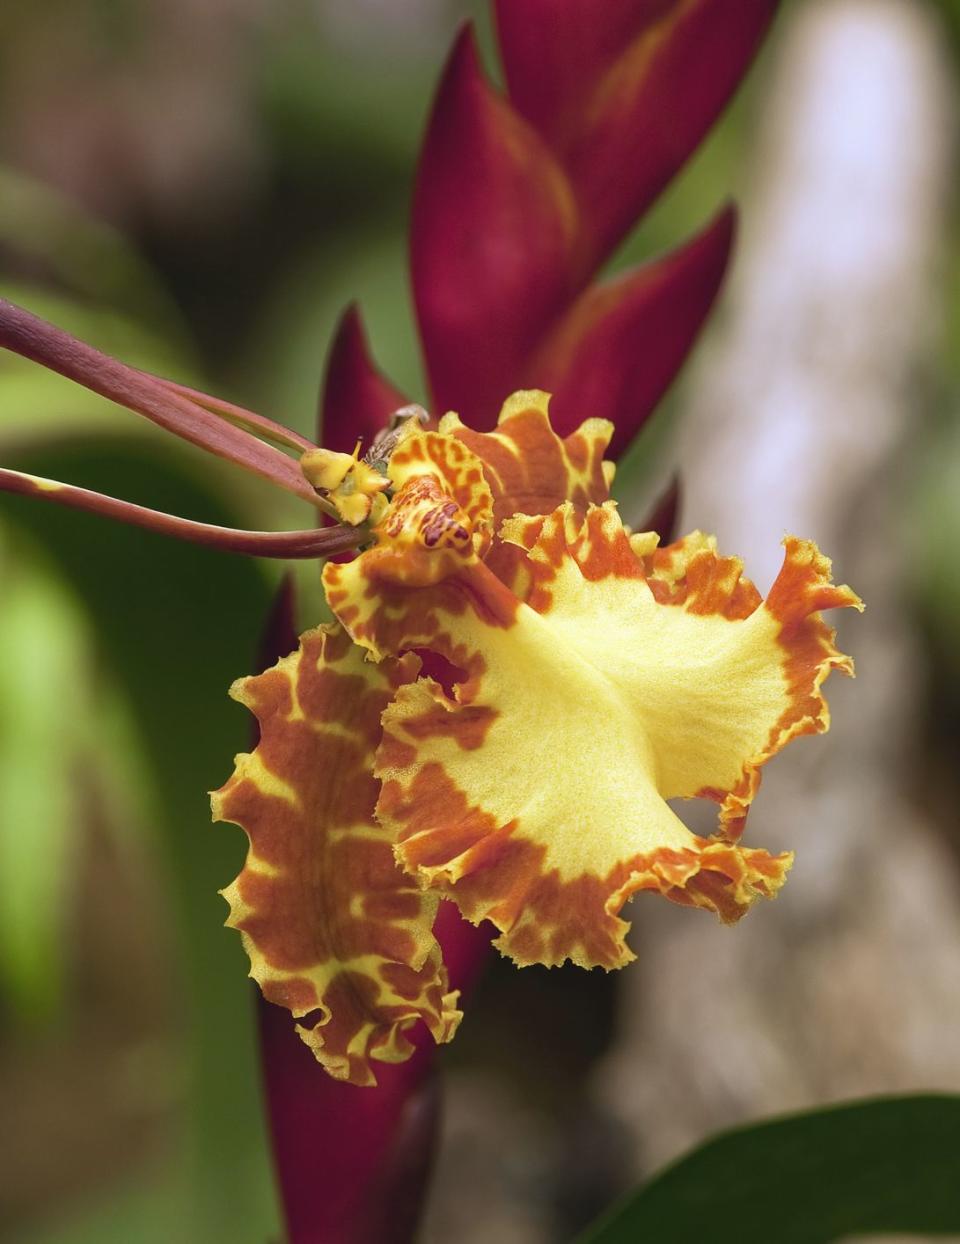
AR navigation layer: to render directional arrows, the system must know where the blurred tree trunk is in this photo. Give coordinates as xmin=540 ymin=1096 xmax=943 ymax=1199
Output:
xmin=599 ymin=0 xmax=960 ymax=1180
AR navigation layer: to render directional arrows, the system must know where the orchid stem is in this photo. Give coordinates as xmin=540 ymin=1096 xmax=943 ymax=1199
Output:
xmin=0 ymin=467 xmax=366 ymax=558
xmin=145 ymin=374 xmax=316 ymax=455
xmin=0 ymin=298 xmax=324 ymax=506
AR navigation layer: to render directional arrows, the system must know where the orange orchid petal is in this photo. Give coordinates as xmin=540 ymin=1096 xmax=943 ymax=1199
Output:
xmin=211 ymin=624 xmax=460 ymax=1086
xmin=321 ymin=432 xmax=494 ymax=681
xmin=328 ymin=500 xmax=859 ymax=971
xmin=440 ymin=390 xmax=613 ymax=590
xmin=322 ymin=423 xmax=498 ymax=658
xmin=440 ymin=390 xmax=613 ymax=524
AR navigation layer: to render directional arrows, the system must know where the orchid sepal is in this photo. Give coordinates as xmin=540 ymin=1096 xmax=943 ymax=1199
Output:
xmin=211 ymin=623 xmax=462 ymax=1087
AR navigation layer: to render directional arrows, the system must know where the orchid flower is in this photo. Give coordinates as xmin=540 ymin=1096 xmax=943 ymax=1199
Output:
xmin=0 ymin=2 xmax=863 ymax=1239
xmin=212 ymin=390 xmax=860 ymax=1086
xmin=0 ymin=304 xmax=860 ymax=1086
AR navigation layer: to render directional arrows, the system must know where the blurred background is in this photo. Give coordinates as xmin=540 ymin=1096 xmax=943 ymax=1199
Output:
xmin=1 ymin=1 xmax=959 ymax=1241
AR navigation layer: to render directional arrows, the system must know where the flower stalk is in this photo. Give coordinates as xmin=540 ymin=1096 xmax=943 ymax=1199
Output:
xmin=0 ymin=296 xmax=367 ymax=553
xmin=0 ymin=467 xmax=364 ymax=558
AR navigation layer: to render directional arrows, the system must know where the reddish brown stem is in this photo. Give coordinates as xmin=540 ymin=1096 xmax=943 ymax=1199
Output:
xmin=0 ymin=298 xmax=320 ymax=504
xmin=146 ymin=374 xmax=316 ymax=454
xmin=0 ymin=467 xmax=364 ymax=558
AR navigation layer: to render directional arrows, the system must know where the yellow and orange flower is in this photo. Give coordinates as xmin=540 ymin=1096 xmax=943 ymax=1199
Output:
xmin=214 ymin=391 xmax=862 ymax=1085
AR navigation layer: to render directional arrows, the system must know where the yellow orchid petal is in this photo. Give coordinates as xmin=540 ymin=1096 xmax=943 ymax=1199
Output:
xmin=300 ymin=446 xmax=356 ymax=492
xmin=338 ymin=501 xmax=861 ymax=971
xmin=634 ymin=528 xmax=861 ymax=836
xmin=211 ymin=624 xmax=460 ymax=1085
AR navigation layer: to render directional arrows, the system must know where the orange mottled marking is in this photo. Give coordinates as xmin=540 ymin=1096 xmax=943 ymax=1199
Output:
xmin=707 ymin=536 xmax=862 ymax=839
xmin=389 ymin=424 xmax=495 ymax=552
xmin=447 ymin=393 xmax=611 ymax=523
xmin=212 ymin=625 xmax=460 ymax=1085
xmin=320 ymin=425 xmax=503 ymax=662
xmin=498 ymin=501 xmax=642 ymax=614
xmin=642 ymin=532 xmax=763 ymax=619
xmin=365 ymin=474 xmax=477 ymax=585
xmin=399 ymin=686 xmax=499 ymax=751
xmin=382 ymin=762 xmax=791 ymax=970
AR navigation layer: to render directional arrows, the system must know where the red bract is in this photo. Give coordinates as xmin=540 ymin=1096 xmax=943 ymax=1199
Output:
xmin=412 ymin=29 xmax=578 ymax=430
xmin=530 ymin=209 xmax=735 ymax=458
xmin=265 ymin=4 xmax=778 ymax=1241
xmin=495 ymin=0 xmax=776 ymax=265
xmin=320 ymin=307 xmax=408 ymax=457
xmin=410 ymin=3 xmax=776 ymax=436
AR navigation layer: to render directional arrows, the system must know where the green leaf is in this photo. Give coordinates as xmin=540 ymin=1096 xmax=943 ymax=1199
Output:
xmin=0 ymin=524 xmax=158 ymax=1023
xmin=580 ymin=1095 xmax=960 ymax=1244
xmin=0 ymin=530 xmax=89 ymax=1018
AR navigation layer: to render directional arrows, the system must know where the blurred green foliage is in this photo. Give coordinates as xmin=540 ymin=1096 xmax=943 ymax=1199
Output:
xmin=1 ymin=177 xmax=281 ymax=1236
xmin=1 ymin=440 xmax=281 ymax=1242
xmin=0 ymin=530 xmax=99 ymax=1019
